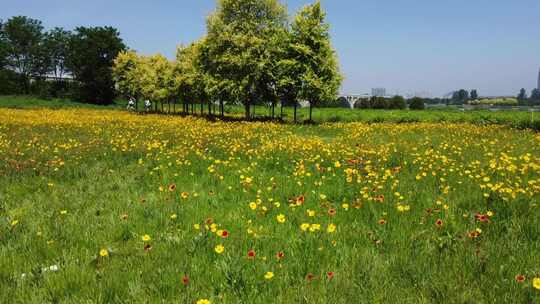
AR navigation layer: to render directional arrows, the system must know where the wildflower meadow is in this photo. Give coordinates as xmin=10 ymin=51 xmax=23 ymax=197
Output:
xmin=1 ymin=107 xmax=539 ymax=303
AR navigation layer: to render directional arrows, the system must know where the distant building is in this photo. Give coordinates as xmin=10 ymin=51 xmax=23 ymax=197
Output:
xmin=537 ymin=67 xmax=540 ymax=90
xmin=371 ymin=88 xmax=386 ymax=97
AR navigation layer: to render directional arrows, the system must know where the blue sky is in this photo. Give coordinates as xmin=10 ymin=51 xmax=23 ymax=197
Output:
xmin=2 ymin=0 xmax=539 ymax=97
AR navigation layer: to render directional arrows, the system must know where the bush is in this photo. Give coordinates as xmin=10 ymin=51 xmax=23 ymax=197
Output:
xmin=409 ymin=97 xmax=425 ymax=110
xmin=0 ymin=69 xmax=23 ymax=94
xmin=389 ymin=95 xmax=406 ymax=109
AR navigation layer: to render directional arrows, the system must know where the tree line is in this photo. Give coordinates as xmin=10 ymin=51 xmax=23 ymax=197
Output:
xmin=0 ymin=16 xmax=126 ymax=104
xmin=112 ymin=0 xmax=342 ymax=121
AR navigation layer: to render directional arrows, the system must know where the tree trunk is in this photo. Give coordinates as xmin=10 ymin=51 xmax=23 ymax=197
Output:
xmin=220 ymin=100 xmax=224 ymax=117
xmin=245 ymin=103 xmax=250 ymax=120
xmin=280 ymin=101 xmax=284 ymax=120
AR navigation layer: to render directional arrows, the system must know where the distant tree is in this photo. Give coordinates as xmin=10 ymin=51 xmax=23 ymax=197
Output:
xmin=389 ymin=95 xmax=406 ymax=109
xmin=409 ymin=97 xmax=425 ymax=110
xmin=458 ymin=89 xmax=469 ymax=103
xmin=530 ymin=88 xmax=540 ymax=100
xmin=67 ymin=26 xmax=126 ymax=104
xmin=43 ymin=28 xmax=72 ymax=82
xmin=517 ymin=88 xmax=527 ymax=101
xmin=451 ymin=91 xmax=460 ymax=103
xmin=470 ymin=89 xmax=478 ymax=100
xmin=1 ymin=16 xmax=44 ymax=93
xmin=0 ymin=20 xmax=8 ymax=69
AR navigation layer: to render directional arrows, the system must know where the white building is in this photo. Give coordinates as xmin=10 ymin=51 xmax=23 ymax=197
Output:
xmin=371 ymin=88 xmax=386 ymax=97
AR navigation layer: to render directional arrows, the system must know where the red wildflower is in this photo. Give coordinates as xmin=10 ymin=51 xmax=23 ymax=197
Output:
xmin=374 ymin=195 xmax=385 ymax=203
xmin=247 ymin=249 xmax=256 ymax=259
xmin=296 ymin=195 xmax=305 ymax=205
xmin=475 ymin=213 xmax=489 ymax=223
xmin=205 ymin=218 xmax=214 ymax=225
xmin=168 ymin=183 xmax=176 ymax=191
xmin=220 ymin=230 xmax=229 ymax=238
xmin=306 ymin=273 xmax=316 ymax=282
xmin=327 ymin=272 xmax=335 ymax=280
xmin=378 ymin=219 xmax=387 ymax=225
xmin=515 ymin=275 xmax=526 ymax=283
xmin=328 ymin=208 xmax=336 ymax=216
xmin=144 ymin=244 xmax=152 ymax=251
xmin=182 ymin=275 xmax=189 ymax=285
xmin=435 ymin=219 xmax=443 ymax=228
xmin=276 ymin=251 xmax=285 ymax=260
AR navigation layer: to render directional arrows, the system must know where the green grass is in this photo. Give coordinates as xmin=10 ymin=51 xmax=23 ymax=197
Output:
xmin=1 ymin=95 xmax=538 ymax=130
xmin=0 ymin=106 xmax=539 ymax=303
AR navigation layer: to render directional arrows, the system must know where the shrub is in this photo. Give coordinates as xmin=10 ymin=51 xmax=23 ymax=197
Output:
xmin=409 ymin=97 xmax=425 ymax=110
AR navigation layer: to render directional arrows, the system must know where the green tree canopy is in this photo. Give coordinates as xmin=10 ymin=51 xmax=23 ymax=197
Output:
xmin=67 ymin=26 xmax=126 ymax=104
xmin=291 ymin=1 xmax=342 ymax=121
xmin=205 ymin=0 xmax=287 ymax=118
xmin=1 ymin=16 xmax=44 ymax=92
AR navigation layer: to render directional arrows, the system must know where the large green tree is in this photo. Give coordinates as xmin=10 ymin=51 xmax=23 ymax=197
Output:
xmin=67 ymin=26 xmax=126 ymax=104
xmin=205 ymin=0 xmax=287 ymax=119
xmin=1 ymin=16 xmax=44 ymax=92
xmin=291 ymin=1 xmax=342 ymax=121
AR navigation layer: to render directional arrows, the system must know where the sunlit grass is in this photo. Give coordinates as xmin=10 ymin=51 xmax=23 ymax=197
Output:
xmin=0 ymin=107 xmax=539 ymax=303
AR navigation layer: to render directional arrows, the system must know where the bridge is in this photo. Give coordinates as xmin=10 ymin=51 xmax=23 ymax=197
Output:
xmin=338 ymin=93 xmax=372 ymax=109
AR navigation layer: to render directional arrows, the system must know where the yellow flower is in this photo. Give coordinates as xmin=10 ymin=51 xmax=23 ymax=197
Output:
xmin=276 ymin=214 xmax=286 ymax=223
xmin=194 ymin=223 xmax=200 ymax=230
xmin=197 ymin=299 xmax=211 ymax=304
xmin=486 ymin=211 xmax=494 ymax=217
xmin=342 ymin=203 xmax=349 ymax=211
xmin=142 ymin=234 xmax=151 ymax=242
xmin=327 ymin=223 xmax=336 ymax=233
xmin=307 ymin=210 xmax=316 ymax=217
xmin=99 ymin=248 xmax=109 ymax=257
xmin=264 ymin=271 xmax=274 ymax=280
xmin=320 ymin=194 xmax=327 ymax=200
xmin=533 ymin=277 xmax=540 ymax=290
xmin=309 ymin=224 xmax=321 ymax=232
xmin=170 ymin=213 xmax=177 ymax=220
xmin=215 ymin=244 xmax=225 ymax=254
xmin=334 ymin=161 xmax=341 ymax=168
xmin=249 ymin=202 xmax=257 ymax=210
xmin=10 ymin=220 xmax=19 ymax=227
xmin=60 ymin=210 xmax=68 ymax=215
xmin=210 ymin=223 xmax=217 ymax=232
xmin=300 ymin=223 xmax=310 ymax=231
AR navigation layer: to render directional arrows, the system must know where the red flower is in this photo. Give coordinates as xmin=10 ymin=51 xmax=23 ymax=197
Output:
xmin=474 ymin=213 xmax=489 ymax=223
xmin=306 ymin=273 xmax=316 ymax=282
xmin=296 ymin=195 xmax=305 ymax=205
xmin=205 ymin=217 xmax=214 ymax=225
xmin=326 ymin=272 xmax=335 ymax=280
xmin=221 ymin=230 xmax=229 ymax=238
xmin=378 ymin=219 xmax=387 ymax=225
xmin=515 ymin=275 xmax=525 ymax=283
xmin=247 ymin=249 xmax=256 ymax=259
xmin=168 ymin=183 xmax=176 ymax=191
xmin=182 ymin=275 xmax=189 ymax=285
xmin=435 ymin=219 xmax=443 ymax=228
xmin=374 ymin=195 xmax=385 ymax=203
xmin=328 ymin=208 xmax=336 ymax=216
xmin=144 ymin=244 xmax=152 ymax=251
xmin=276 ymin=251 xmax=285 ymax=260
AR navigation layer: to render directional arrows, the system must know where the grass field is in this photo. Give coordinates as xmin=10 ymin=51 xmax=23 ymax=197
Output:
xmin=0 ymin=103 xmax=540 ymax=303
